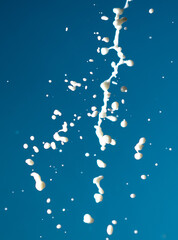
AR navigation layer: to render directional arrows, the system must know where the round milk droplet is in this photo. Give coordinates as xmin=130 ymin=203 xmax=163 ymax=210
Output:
xmin=149 ymin=8 xmax=154 ymax=14
xmin=134 ymin=230 xmax=138 ymax=234
xmin=130 ymin=193 xmax=136 ymax=198
xmin=47 ymin=209 xmax=52 ymax=214
xmin=101 ymin=47 xmax=109 ymax=55
xmin=85 ymin=153 xmax=90 ymax=157
xmin=121 ymin=119 xmax=127 ymax=127
xmin=52 ymin=115 xmax=56 ymax=120
xmin=23 ymin=143 xmax=28 ymax=149
xmin=112 ymin=220 xmax=117 ymax=225
xmin=83 ymin=214 xmax=94 ymax=224
xmin=46 ymin=198 xmax=51 ymax=203
xmin=56 ymin=224 xmax=61 ymax=229
xmin=134 ymin=152 xmax=143 ymax=160
xmin=141 ymin=175 xmax=147 ymax=180
xmin=30 ymin=136 xmax=35 ymax=141
xmin=107 ymin=224 xmax=114 ymax=235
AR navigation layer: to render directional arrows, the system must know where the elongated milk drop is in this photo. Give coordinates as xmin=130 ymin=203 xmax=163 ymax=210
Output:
xmin=106 ymin=116 xmax=117 ymax=122
xmin=93 ymin=176 xmax=104 ymax=194
xmin=25 ymin=159 xmax=34 ymax=166
xmin=139 ymin=137 xmax=146 ymax=144
xmin=97 ymin=159 xmax=106 ymax=168
xmin=100 ymin=80 xmax=110 ymax=91
xmin=107 ymin=225 xmax=113 ymax=235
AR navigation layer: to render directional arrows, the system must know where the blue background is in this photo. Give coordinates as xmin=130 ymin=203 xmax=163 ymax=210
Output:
xmin=0 ymin=0 xmax=178 ymax=239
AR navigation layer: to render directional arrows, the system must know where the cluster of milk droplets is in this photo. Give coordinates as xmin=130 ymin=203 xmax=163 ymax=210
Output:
xmin=83 ymin=0 xmax=135 ymax=232
xmin=94 ymin=3 xmax=134 ymax=152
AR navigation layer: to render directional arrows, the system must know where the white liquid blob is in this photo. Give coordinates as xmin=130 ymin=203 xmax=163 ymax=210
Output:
xmin=134 ymin=152 xmax=143 ymax=160
xmin=107 ymin=224 xmax=114 ymax=235
xmin=97 ymin=159 xmax=106 ymax=168
xmin=56 ymin=224 xmax=61 ymax=229
xmin=23 ymin=143 xmax=28 ymax=149
xmin=47 ymin=209 xmax=52 ymax=214
xmin=25 ymin=159 xmax=34 ymax=166
xmin=141 ymin=175 xmax=147 ymax=180
xmin=83 ymin=214 xmax=94 ymax=224
xmin=130 ymin=193 xmax=136 ymax=198
xmin=120 ymin=119 xmax=127 ymax=127
xmin=94 ymin=193 xmax=103 ymax=203
xmin=101 ymin=47 xmax=109 ymax=55
xmin=93 ymin=176 xmax=104 ymax=194
xmin=149 ymin=8 xmax=154 ymax=14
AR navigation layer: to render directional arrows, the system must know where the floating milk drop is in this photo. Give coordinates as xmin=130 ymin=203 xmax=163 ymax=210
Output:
xmin=93 ymin=176 xmax=104 ymax=194
xmin=110 ymin=139 xmax=116 ymax=145
xmin=51 ymin=142 xmax=56 ymax=150
xmin=111 ymin=101 xmax=119 ymax=111
xmin=44 ymin=142 xmax=51 ymax=149
xmin=107 ymin=225 xmax=114 ymax=235
xmin=101 ymin=16 xmax=109 ymax=21
xmin=83 ymin=214 xmax=94 ymax=224
xmin=121 ymin=119 xmax=127 ymax=127
xmin=52 ymin=115 xmax=56 ymax=120
xmin=97 ymin=159 xmax=106 ymax=168
xmin=112 ymin=220 xmax=117 ymax=225
xmin=85 ymin=153 xmax=90 ymax=157
xmin=134 ymin=230 xmax=138 ymax=234
xmin=149 ymin=8 xmax=154 ymax=14
xmin=94 ymin=193 xmax=103 ymax=203
xmin=100 ymin=80 xmax=110 ymax=91
xmin=47 ymin=209 xmax=52 ymax=214
xmin=126 ymin=60 xmax=134 ymax=66
xmin=121 ymin=86 xmax=127 ymax=92
xmin=101 ymin=47 xmax=109 ymax=55
xmin=56 ymin=224 xmax=61 ymax=229
xmin=106 ymin=116 xmax=117 ymax=122
xmin=54 ymin=109 xmax=62 ymax=116
xmin=70 ymin=122 xmax=75 ymax=127
xmin=33 ymin=146 xmax=39 ymax=153
xmin=141 ymin=175 xmax=147 ymax=180
xmin=102 ymin=37 xmax=109 ymax=43
xmin=25 ymin=159 xmax=34 ymax=166
xmin=30 ymin=136 xmax=35 ymax=141
xmin=130 ymin=193 xmax=136 ymax=198
xmin=139 ymin=137 xmax=146 ymax=144
xmin=134 ymin=152 xmax=143 ymax=160
xmin=60 ymin=137 xmax=68 ymax=143
xmin=46 ymin=198 xmax=51 ymax=203
xmin=23 ymin=143 xmax=28 ymax=149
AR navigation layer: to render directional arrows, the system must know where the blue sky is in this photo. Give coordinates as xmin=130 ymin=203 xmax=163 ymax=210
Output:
xmin=0 ymin=0 xmax=178 ymax=239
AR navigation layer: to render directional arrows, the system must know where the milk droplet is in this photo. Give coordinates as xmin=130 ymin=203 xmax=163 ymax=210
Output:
xmin=112 ymin=220 xmax=117 ymax=225
xmin=23 ymin=143 xmax=28 ymax=149
xmin=130 ymin=193 xmax=136 ymax=198
xmin=47 ymin=209 xmax=52 ymax=214
xmin=107 ymin=225 xmax=114 ymax=235
xmin=56 ymin=224 xmax=61 ymax=229
xmin=139 ymin=137 xmax=146 ymax=144
xmin=101 ymin=16 xmax=109 ymax=21
xmin=94 ymin=193 xmax=103 ymax=203
xmin=97 ymin=159 xmax=106 ymax=168
xmin=101 ymin=47 xmax=109 ymax=55
xmin=149 ymin=8 xmax=154 ymax=14
xmin=25 ymin=159 xmax=34 ymax=166
xmin=121 ymin=86 xmax=127 ymax=92
xmin=93 ymin=176 xmax=104 ymax=194
xmin=30 ymin=136 xmax=35 ymax=141
xmin=121 ymin=119 xmax=127 ymax=127
xmin=83 ymin=214 xmax=94 ymax=224
xmin=141 ymin=175 xmax=147 ymax=180
xmin=134 ymin=152 xmax=143 ymax=160
xmin=46 ymin=198 xmax=51 ymax=203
